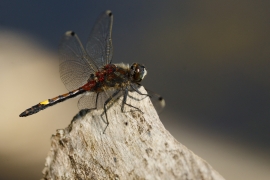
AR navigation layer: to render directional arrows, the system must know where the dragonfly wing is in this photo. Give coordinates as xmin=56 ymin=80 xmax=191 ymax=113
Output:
xmin=77 ymin=92 xmax=98 ymax=110
xmin=96 ymin=89 xmax=124 ymax=110
xmin=78 ymin=89 xmax=123 ymax=110
xmin=59 ymin=31 xmax=98 ymax=91
xmin=145 ymin=88 xmax=166 ymax=113
xmin=127 ymin=84 xmax=165 ymax=113
xmin=86 ymin=10 xmax=113 ymax=68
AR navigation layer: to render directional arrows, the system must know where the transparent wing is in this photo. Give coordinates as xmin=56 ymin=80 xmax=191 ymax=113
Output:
xmin=77 ymin=92 xmax=98 ymax=110
xmin=78 ymin=89 xmax=123 ymax=110
xmin=86 ymin=10 xmax=113 ymax=68
xmin=146 ymin=88 xmax=166 ymax=113
xmin=59 ymin=31 xmax=98 ymax=91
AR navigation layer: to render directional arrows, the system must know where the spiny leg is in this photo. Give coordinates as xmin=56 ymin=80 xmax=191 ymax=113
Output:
xmin=131 ymin=84 xmax=150 ymax=97
xmin=121 ymin=88 xmax=143 ymax=113
xmin=135 ymin=83 xmax=162 ymax=99
xmin=103 ymin=90 xmax=121 ymax=134
xmin=92 ymin=92 xmax=100 ymax=110
xmin=136 ymin=84 xmax=165 ymax=113
xmin=121 ymin=88 xmax=128 ymax=112
xmin=78 ymin=92 xmax=100 ymax=111
xmin=72 ymin=93 xmax=100 ymax=123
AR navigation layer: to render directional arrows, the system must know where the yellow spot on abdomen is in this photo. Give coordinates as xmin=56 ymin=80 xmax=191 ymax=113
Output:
xmin=40 ymin=99 xmax=49 ymax=105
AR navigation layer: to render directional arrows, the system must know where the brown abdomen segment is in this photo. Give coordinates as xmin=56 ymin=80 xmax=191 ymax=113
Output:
xmin=19 ymin=88 xmax=85 ymax=117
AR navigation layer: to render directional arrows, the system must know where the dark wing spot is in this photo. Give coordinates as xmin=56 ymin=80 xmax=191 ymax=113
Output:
xmin=106 ymin=10 xmax=112 ymax=16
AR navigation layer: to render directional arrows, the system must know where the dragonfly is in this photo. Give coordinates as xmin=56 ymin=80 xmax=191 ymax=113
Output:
xmin=19 ymin=10 xmax=165 ymax=132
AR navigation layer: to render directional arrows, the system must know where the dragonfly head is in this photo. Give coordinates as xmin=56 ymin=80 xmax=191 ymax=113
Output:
xmin=130 ymin=63 xmax=147 ymax=82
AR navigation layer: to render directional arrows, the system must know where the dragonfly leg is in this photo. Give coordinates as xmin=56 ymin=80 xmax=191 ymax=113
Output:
xmin=121 ymin=88 xmax=143 ymax=113
xmin=130 ymin=84 xmax=150 ymax=97
xmin=134 ymin=84 xmax=165 ymax=105
xmin=103 ymin=90 xmax=121 ymax=133
xmin=92 ymin=92 xmax=100 ymax=110
xmin=72 ymin=93 xmax=101 ymax=123
xmin=121 ymin=88 xmax=128 ymax=112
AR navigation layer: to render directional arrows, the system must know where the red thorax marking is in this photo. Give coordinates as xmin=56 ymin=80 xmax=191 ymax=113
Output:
xmin=82 ymin=64 xmax=117 ymax=91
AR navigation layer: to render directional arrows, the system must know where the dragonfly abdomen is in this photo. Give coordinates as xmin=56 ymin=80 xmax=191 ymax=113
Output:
xmin=19 ymin=88 xmax=85 ymax=117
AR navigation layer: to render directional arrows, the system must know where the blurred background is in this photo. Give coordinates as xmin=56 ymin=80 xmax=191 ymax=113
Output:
xmin=0 ymin=1 xmax=269 ymax=179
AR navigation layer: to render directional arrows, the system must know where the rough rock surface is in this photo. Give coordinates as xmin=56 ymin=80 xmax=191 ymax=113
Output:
xmin=42 ymin=87 xmax=225 ymax=180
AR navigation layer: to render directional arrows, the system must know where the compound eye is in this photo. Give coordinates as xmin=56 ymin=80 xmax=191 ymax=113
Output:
xmin=139 ymin=66 xmax=147 ymax=80
xmin=131 ymin=64 xmax=147 ymax=82
xmin=130 ymin=63 xmax=136 ymax=71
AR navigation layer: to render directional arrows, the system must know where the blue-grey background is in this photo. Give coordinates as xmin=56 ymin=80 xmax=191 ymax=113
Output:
xmin=0 ymin=1 xmax=269 ymax=179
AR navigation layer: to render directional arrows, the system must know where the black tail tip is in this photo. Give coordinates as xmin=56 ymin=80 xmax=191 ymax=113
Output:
xmin=19 ymin=109 xmax=33 ymax=117
xmin=19 ymin=112 xmax=27 ymax=117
